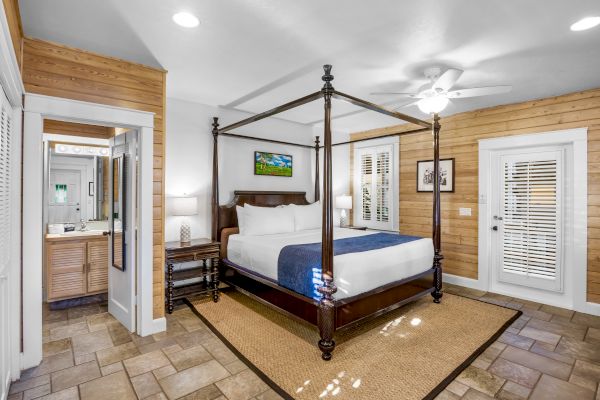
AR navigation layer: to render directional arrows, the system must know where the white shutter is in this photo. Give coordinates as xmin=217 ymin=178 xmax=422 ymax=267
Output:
xmin=0 ymin=93 xmax=12 ymax=267
xmin=499 ymin=150 xmax=563 ymax=292
xmin=355 ymin=145 xmax=394 ymax=230
xmin=376 ymin=150 xmax=390 ymax=223
xmin=360 ymin=153 xmax=372 ymax=221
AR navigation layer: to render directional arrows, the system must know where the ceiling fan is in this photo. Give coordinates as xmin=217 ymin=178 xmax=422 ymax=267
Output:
xmin=371 ymin=67 xmax=512 ymax=114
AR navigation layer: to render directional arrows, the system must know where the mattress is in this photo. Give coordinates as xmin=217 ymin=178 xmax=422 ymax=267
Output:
xmin=227 ymin=228 xmax=434 ymax=300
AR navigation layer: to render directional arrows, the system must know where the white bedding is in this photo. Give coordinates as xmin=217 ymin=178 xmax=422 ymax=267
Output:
xmin=227 ymin=228 xmax=434 ymax=300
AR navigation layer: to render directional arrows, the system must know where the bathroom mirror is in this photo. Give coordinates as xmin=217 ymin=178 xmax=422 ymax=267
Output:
xmin=111 ymin=155 xmax=125 ymax=271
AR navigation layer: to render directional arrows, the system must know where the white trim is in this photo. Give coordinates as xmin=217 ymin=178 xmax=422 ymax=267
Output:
xmin=150 ymin=317 xmax=167 ymax=334
xmin=478 ymin=128 xmax=593 ymax=314
xmin=22 ymin=94 xmax=159 ymax=370
xmin=0 ymin=2 xmax=24 ymax=106
xmin=443 ymin=273 xmax=487 ymax=291
xmin=43 ymin=134 xmax=109 ymax=147
xmin=25 ymin=94 xmax=154 ymax=129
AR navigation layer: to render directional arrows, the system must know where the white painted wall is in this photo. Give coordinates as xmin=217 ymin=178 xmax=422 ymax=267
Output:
xmin=165 ymin=98 xmax=347 ymax=242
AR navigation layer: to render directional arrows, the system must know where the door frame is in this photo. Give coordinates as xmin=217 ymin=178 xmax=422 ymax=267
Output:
xmin=478 ymin=128 xmax=597 ymax=315
xmin=22 ymin=93 xmax=164 ymax=371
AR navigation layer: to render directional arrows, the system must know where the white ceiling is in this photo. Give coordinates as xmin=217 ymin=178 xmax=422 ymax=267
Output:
xmin=19 ymin=0 xmax=600 ymax=132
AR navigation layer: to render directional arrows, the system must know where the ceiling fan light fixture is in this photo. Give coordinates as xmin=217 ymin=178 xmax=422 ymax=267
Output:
xmin=570 ymin=16 xmax=600 ymax=31
xmin=173 ymin=12 xmax=199 ymax=28
xmin=417 ymin=96 xmax=449 ymax=114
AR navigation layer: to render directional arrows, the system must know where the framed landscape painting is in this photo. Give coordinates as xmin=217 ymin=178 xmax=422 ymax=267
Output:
xmin=254 ymin=151 xmax=293 ymax=177
xmin=416 ymin=158 xmax=455 ymax=192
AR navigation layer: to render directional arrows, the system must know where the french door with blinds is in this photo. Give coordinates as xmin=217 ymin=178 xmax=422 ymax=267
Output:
xmin=354 ymin=144 xmax=394 ymax=230
xmin=492 ymin=147 xmax=564 ymax=292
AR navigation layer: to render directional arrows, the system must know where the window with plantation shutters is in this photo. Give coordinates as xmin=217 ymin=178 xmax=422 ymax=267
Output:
xmin=498 ymin=150 xmax=563 ymax=292
xmin=355 ymin=144 xmax=394 ymax=230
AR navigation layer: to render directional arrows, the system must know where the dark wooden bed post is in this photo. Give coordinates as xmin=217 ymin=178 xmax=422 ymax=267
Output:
xmin=211 ymin=117 xmax=220 ymax=241
xmin=431 ymin=113 xmax=443 ymax=303
xmin=318 ymin=65 xmax=337 ymax=361
xmin=314 ymin=136 xmax=320 ymax=202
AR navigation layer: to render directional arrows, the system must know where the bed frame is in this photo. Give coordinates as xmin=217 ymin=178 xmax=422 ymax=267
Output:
xmin=211 ymin=65 xmax=443 ymax=360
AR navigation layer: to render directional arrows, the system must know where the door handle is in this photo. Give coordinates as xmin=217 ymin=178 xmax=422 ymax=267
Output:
xmin=493 ymin=215 xmax=503 ymax=221
xmin=492 ymin=226 xmax=498 ymax=231
xmin=102 ymin=231 xmax=112 ymax=236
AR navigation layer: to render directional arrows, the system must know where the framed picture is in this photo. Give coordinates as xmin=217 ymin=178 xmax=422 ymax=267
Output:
xmin=254 ymin=151 xmax=293 ymax=177
xmin=416 ymin=158 xmax=455 ymax=192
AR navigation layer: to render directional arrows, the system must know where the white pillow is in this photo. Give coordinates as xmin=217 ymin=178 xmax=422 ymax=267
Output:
xmin=236 ymin=205 xmax=246 ymax=235
xmin=242 ymin=203 xmax=295 ymax=236
xmin=291 ymin=201 xmax=322 ymax=231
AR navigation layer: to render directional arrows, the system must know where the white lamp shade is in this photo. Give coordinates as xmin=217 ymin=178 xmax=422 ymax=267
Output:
xmin=417 ymin=96 xmax=449 ymax=114
xmin=336 ymin=195 xmax=353 ymax=210
xmin=171 ymin=197 xmax=198 ymax=216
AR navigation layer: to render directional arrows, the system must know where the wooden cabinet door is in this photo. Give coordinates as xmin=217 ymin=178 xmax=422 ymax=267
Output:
xmin=47 ymin=242 xmax=86 ymax=301
xmin=87 ymin=239 xmax=108 ymax=293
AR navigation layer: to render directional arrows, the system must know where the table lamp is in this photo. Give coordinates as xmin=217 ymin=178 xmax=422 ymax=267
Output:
xmin=335 ymin=195 xmax=352 ymax=227
xmin=171 ymin=196 xmax=198 ymax=244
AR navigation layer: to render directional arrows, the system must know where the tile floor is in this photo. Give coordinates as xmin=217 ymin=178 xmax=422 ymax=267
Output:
xmin=7 ymin=285 xmax=600 ymax=400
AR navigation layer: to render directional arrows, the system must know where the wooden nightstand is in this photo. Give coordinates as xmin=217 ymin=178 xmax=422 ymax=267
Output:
xmin=165 ymin=238 xmax=220 ymax=314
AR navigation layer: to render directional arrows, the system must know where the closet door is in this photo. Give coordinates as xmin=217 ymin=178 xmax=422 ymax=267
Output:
xmin=0 ymin=85 xmax=14 ymax=398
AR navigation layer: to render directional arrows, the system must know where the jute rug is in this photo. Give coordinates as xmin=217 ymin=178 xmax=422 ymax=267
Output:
xmin=188 ymin=290 xmax=519 ymax=400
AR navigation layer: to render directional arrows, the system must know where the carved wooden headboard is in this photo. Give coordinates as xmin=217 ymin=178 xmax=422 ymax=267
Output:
xmin=217 ymin=190 xmax=309 ymax=240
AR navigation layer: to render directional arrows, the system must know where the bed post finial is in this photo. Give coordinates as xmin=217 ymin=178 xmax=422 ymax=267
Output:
xmin=432 ymin=113 xmax=443 ymax=303
xmin=211 ymin=117 xmax=220 ymax=242
xmin=318 ymin=64 xmax=337 ymax=361
xmin=322 ymin=64 xmax=334 ymax=91
xmin=314 ymin=136 xmax=320 ymax=202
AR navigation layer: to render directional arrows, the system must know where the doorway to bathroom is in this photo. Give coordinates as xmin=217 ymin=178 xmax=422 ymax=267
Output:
xmin=21 ymin=94 xmax=160 ymax=372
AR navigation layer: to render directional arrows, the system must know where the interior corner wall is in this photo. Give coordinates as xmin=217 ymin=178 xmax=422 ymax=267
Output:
xmin=165 ymin=98 xmax=318 ymax=242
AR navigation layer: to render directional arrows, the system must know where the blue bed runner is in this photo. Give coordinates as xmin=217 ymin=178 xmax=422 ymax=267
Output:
xmin=277 ymin=233 xmax=421 ymax=300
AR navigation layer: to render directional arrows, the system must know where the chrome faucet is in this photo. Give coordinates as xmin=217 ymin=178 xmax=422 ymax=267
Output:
xmin=80 ymin=219 xmax=87 ymax=231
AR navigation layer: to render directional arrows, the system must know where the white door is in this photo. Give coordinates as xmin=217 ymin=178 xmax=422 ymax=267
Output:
xmin=0 ymin=83 xmax=14 ymax=399
xmin=48 ymin=169 xmax=81 ymax=223
xmin=490 ymin=146 xmax=565 ymax=293
xmin=354 ymin=144 xmax=394 ymax=230
xmin=108 ymin=130 xmax=138 ymax=332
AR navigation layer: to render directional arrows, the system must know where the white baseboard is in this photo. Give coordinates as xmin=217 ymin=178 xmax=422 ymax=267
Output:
xmin=443 ymin=273 xmax=600 ymax=317
xmin=145 ymin=317 xmax=166 ymax=336
xmin=581 ymin=301 xmax=600 ymax=317
xmin=443 ymin=273 xmax=487 ymax=291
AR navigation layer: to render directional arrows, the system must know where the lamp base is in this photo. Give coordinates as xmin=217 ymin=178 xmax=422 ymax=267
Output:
xmin=180 ymin=219 xmax=191 ymax=245
xmin=340 ymin=209 xmax=348 ymax=227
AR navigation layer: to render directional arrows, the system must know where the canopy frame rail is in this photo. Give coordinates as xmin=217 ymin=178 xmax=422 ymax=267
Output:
xmin=210 ymin=64 xmax=443 ymax=361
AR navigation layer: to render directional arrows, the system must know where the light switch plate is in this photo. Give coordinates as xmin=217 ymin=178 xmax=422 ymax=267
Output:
xmin=459 ymin=207 xmax=472 ymax=216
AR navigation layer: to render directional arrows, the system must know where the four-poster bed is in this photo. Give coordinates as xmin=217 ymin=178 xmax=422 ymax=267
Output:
xmin=211 ymin=65 xmax=443 ymax=360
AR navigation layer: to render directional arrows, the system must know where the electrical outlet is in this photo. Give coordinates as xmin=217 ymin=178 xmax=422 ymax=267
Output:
xmin=459 ymin=207 xmax=472 ymax=216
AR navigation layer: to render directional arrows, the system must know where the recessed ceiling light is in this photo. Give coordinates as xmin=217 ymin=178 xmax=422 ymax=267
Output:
xmin=173 ymin=12 xmax=199 ymax=28
xmin=570 ymin=16 xmax=600 ymax=31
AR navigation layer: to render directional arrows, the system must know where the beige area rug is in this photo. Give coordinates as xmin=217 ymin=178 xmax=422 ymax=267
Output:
xmin=189 ymin=290 xmax=519 ymax=400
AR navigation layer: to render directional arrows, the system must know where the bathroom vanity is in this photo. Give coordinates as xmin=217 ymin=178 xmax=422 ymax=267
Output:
xmin=45 ymin=231 xmax=109 ymax=302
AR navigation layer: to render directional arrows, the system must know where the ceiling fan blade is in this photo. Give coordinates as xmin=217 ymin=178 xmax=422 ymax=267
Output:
xmin=432 ymin=68 xmax=463 ymax=91
xmin=370 ymin=92 xmax=422 ymax=98
xmin=392 ymin=100 xmax=421 ymax=110
xmin=447 ymin=85 xmax=512 ymax=98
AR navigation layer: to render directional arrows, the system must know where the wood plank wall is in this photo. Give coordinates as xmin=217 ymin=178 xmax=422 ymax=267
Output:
xmin=2 ymin=0 xmax=22 ymax=66
xmin=350 ymin=88 xmax=600 ymax=304
xmin=23 ymin=37 xmax=167 ymax=318
xmin=44 ymin=120 xmax=114 ymax=140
